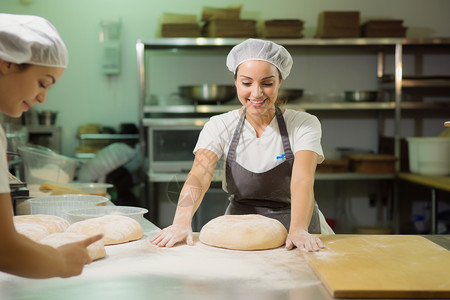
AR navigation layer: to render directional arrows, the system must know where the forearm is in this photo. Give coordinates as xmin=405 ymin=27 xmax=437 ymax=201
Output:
xmin=172 ymin=174 xmax=210 ymax=225
xmin=0 ymin=194 xmax=66 ymax=278
xmin=172 ymin=149 xmax=216 ymax=226
xmin=0 ymin=233 xmax=65 ymax=278
xmin=290 ymin=178 xmax=315 ymax=232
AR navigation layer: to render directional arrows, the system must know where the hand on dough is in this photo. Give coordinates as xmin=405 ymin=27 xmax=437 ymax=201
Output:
xmin=150 ymin=224 xmax=193 ymax=248
xmin=285 ymin=229 xmax=323 ymax=252
xmin=57 ymin=233 xmax=103 ymax=278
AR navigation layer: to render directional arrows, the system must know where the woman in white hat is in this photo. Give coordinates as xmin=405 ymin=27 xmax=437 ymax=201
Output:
xmin=0 ymin=13 xmax=102 ymax=278
xmin=152 ymin=39 xmax=333 ymax=252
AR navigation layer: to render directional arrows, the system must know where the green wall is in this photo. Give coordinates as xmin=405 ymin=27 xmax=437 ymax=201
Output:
xmin=1 ymin=0 xmax=450 ymax=155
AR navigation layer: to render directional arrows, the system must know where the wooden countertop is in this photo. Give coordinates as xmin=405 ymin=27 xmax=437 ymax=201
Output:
xmin=398 ymin=172 xmax=450 ymax=192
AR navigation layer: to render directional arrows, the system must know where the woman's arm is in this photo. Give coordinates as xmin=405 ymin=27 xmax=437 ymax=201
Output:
xmin=151 ymin=149 xmax=219 ymax=247
xmin=0 ymin=193 xmax=102 ymax=278
xmin=286 ymin=150 xmax=324 ymax=252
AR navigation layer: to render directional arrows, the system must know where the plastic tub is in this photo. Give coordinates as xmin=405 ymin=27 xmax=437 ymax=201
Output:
xmin=64 ymin=206 xmax=148 ymax=224
xmin=18 ymin=145 xmax=80 ymax=186
xmin=29 ymin=194 xmax=108 ymax=219
xmin=406 ymin=137 xmax=450 ymax=176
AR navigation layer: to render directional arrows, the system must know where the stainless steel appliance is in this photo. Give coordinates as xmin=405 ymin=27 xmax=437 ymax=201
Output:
xmin=147 ymin=122 xmax=205 ymax=173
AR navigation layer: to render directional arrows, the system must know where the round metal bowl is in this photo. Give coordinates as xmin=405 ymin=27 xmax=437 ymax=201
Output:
xmin=178 ymin=84 xmax=236 ymax=104
xmin=278 ymin=89 xmax=304 ymax=102
xmin=344 ymin=90 xmax=378 ymax=102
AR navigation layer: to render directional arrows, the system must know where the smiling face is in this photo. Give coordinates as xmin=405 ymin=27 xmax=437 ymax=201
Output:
xmin=0 ymin=60 xmax=64 ymax=117
xmin=235 ymin=60 xmax=282 ymax=116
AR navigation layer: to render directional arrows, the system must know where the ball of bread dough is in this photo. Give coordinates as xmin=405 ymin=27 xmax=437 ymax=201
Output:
xmin=66 ymin=215 xmax=143 ymax=245
xmin=39 ymin=232 xmax=106 ymax=261
xmin=15 ymin=223 xmax=50 ymax=241
xmin=14 ymin=215 xmax=70 ymax=234
xmin=199 ymin=214 xmax=287 ymax=250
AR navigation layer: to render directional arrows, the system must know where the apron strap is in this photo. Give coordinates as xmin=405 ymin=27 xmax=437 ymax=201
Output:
xmin=227 ymin=108 xmax=246 ymax=162
xmin=274 ymin=105 xmax=294 ymax=161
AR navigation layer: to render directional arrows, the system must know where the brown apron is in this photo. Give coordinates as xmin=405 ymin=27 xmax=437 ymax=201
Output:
xmin=225 ymin=105 xmax=321 ymax=233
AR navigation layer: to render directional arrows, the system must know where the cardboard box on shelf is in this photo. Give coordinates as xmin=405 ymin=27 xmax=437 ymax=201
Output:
xmin=317 ymin=11 xmax=360 ymax=38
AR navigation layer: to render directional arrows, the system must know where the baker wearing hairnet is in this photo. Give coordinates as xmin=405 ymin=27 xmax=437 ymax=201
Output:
xmin=0 ymin=13 xmax=102 ymax=278
xmin=152 ymin=39 xmax=333 ymax=252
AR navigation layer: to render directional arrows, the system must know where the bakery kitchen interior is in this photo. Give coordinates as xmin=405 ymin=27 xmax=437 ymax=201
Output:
xmin=1 ymin=0 xmax=450 ymax=298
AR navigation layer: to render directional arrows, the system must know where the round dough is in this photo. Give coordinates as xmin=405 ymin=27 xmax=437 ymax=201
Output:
xmin=15 ymin=223 xmax=50 ymax=241
xmin=199 ymin=214 xmax=288 ymax=250
xmin=66 ymin=215 xmax=143 ymax=245
xmin=39 ymin=232 xmax=106 ymax=261
xmin=14 ymin=215 xmax=70 ymax=234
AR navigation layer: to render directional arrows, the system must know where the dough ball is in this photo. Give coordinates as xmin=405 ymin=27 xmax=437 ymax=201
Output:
xmin=66 ymin=215 xmax=143 ymax=245
xmin=39 ymin=232 xmax=106 ymax=261
xmin=199 ymin=214 xmax=288 ymax=250
xmin=14 ymin=215 xmax=70 ymax=234
xmin=15 ymin=223 xmax=50 ymax=241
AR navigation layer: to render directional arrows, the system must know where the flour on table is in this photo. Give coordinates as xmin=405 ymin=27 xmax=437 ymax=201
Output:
xmin=199 ymin=214 xmax=287 ymax=250
xmin=79 ymin=234 xmax=320 ymax=291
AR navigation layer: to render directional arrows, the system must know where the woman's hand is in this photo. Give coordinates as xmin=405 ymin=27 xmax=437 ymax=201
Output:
xmin=285 ymin=229 xmax=324 ymax=252
xmin=57 ymin=234 xmax=103 ymax=278
xmin=150 ymin=224 xmax=194 ymax=248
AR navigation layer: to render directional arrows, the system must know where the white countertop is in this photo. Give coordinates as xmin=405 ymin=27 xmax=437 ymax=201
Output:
xmin=0 ymin=219 xmax=331 ymax=300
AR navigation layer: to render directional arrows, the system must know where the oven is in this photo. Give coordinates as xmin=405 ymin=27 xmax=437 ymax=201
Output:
xmin=146 ymin=118 xmax=207 ymax=173
xmin=144 ymin=116 xmax=228 ymax=228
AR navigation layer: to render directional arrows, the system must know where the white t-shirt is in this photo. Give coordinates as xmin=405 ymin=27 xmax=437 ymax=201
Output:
xmin=194 ymin=109 xmax=324 ymax=189
xmin=0 ymin=126 xmax=11 ymax=193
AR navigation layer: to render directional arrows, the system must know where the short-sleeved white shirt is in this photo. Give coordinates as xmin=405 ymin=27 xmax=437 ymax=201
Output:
xmin=0 ymin=126 xmax=11 ymax=194
xmin=193 ymin=109 xmax=324 ymax=189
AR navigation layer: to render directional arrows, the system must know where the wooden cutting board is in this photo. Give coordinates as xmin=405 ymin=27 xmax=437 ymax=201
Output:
xmin=304 ymin=235 xmax=450 ymax=298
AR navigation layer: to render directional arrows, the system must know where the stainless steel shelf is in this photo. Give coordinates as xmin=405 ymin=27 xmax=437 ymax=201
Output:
xmin=137 ymin=37 xmax=450 ymax=49
xmin=142 ymin=102 xmax=397 ymax=115
xmin=147 ymin=170 xmax=395 ymax=183
xmin=138 ymin=37 xmax=404 ymax=48
xmin=380 ymin=76 xmax=450 ymax=89
xmin=400 ymin=102 xmax=450 ymax=109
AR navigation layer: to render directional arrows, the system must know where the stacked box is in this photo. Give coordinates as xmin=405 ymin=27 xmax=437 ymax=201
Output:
xmin=161 ymin=24 xmax=200 ymax=37
xmin=204 ymin=19 xmax=256 ymax=38
xmin=160 ymin=13 xmax=200 ymax=37
xmin=263 ymin=19 xmax=304 ymax=38
xmin=201 ymin=6 xmax=241 ymax=22
xmin=317 ymin=11 xmax=360 ymax=38
xmin=361 ymin=20 xmax=407 ymax=37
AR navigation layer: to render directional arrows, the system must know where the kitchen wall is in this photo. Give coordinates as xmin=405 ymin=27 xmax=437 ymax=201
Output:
xmin=2 ymin=0 xmax=450 ymax=231
xmin=2 ymin=0 xmax=450 ymax=155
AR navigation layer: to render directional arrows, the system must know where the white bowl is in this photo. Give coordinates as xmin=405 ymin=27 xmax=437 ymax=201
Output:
xmin=29 ymin=194 xmax=108 ymax=219
xmin=64 ymin=206 xmax=148 ymax=224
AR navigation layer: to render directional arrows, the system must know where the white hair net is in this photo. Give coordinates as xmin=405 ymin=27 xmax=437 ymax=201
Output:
xmin=0 ymin=13 xmax=68 ymax=68
xmin=226 ymin=39 xmax=293 ymax=79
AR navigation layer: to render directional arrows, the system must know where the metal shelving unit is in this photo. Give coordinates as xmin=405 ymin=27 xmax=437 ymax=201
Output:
xmin=136 ymin=37 xmax=405 ymax=174
xmin=136 ymin=37 xmax=450 ymax=227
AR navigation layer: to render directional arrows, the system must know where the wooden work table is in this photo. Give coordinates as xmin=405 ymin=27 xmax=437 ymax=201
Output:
xmin=398 ymin=172 xmax=450 ymax=234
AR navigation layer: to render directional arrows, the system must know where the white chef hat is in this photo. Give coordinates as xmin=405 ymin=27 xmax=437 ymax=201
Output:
xmin=0 ymin=13 xmax=68 ymax=68
xmin=226 ymin=39 xmax=293 ymax=79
